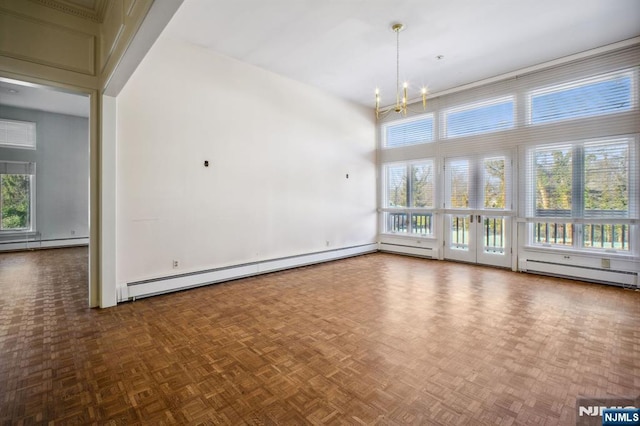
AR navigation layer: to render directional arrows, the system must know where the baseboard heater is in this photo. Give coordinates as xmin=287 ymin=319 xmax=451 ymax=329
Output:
xmin=519 ymin=259 xmax=638 ymax=288
xmin=122 ymin=243 xmax=378 ymax=301
xmin=0 ymin=237 xmax=89 ymax=251
xmin=379 ymin=242 xmax=438 ymax=259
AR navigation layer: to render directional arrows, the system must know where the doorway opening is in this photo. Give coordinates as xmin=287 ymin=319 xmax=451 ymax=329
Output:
xmin=0 ymin=78 xmax=91 ymax=305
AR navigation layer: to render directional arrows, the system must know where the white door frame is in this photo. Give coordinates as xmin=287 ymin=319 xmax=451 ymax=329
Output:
xmin=442 ymin=151 xmax=514 ymax=268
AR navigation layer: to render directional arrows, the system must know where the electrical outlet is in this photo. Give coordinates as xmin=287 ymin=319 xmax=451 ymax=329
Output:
xmin=70 ymin=230 xmax=75 ymax=235
xmin=601 ymin=258 xmax=610 ymax=269
xmin=173 ymin=260 xmax=179 ymax=269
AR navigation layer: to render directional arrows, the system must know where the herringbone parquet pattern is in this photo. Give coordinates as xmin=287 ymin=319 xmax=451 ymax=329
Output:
xmin=0 ymin=247 xmax=638 ymax=425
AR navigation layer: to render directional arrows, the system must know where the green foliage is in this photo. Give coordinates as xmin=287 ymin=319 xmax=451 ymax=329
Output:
xmin=534 ymin=143 xmax=629 ymax=250
xmin=535 ymin=149 xmax=572 ymax=210
xmin=484 ymin=158 xmax=505 ymax=209
xmin=411 ymin=164 xmax=433 ymax=208
xmin=450 ymin=161 xmax=469 ymax=208
xmin=387 ymin=163 xmax=434 ymax=208
xmin=1 ymin=174 xmax=30 ymax=230
xmin=387 ymin=166 xmax=407 ymax=207
xmin=584 ymin=144 xmax=628 ymax=211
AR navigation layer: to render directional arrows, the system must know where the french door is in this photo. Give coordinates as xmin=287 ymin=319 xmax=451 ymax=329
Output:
xmin=443 ymin=153 xmax=513 ymax=268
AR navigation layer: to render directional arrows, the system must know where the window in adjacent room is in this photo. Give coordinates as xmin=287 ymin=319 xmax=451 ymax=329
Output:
xmin=0 ymin=119 xmax=37 ymax=149
xmin=0 ymin=162 xmax=35 ymax=232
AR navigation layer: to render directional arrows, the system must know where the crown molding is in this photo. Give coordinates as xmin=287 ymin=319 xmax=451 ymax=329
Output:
xmin=28 ymin=0 xmax=107 ymax=23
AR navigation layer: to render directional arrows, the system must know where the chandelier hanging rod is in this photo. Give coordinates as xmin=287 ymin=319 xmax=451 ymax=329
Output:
xmin=375 ymin=23 xmax=427 ymax=120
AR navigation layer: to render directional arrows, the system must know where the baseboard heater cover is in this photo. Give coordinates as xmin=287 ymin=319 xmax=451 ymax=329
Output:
xmin=0 ymin=237 xmax=89 ymax=251
xmin=122 ymin=243 xmax=378 ymax=301
xmin=379 ymin=242 xmax=438 ymax=259
xmin=521 ymin=259 xmax=638 ymax=287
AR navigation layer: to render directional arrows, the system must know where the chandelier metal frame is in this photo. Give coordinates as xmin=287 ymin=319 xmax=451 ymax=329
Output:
xmin=375 ymin=23 xmax=427 ymax=119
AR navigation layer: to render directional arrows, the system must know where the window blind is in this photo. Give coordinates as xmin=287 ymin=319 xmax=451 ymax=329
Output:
xmin=525 ymin=138 xmax=636 ymax=219
xmin=0 ymin=119 xmax=36 ymax=149
xmin=443 ymin=96 xmax=515 ymax=138
xmin=529 ymin=70 xmax=633 ymax=125
xmin=383 ymin=115 xmax=434 ymax=148
xmin=0 ymin=161 xmax=36 ymax=175
xmin=444 ymin=155 xmax=512 ymax=210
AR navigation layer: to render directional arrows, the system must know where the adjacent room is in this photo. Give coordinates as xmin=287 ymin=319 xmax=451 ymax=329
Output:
xmin=0 ymin=0 xmax=638 ymax=424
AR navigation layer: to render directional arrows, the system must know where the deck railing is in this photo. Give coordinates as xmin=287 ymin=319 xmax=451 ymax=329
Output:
xmin=387 ymin=212 xmax=433 ymax=236
xmin=533 ymin=209 xmax=629 ymax=251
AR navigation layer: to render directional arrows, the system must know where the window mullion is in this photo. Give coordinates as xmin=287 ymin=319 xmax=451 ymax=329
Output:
xmin=572 ymin=145 xmax=585 ymax=217
xmin=572 ymin=145 xmax=585 ymax=249
xmin=407 ymin=164 xmax=412 ymax=233
xmin=407 ymin=164 xmax=412 ymax=208
xmin=0 ymin=175 xmax=3 ymax=230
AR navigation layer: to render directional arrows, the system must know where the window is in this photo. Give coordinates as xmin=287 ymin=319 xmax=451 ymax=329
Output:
xmin=0 ymin=162 xmax=35 ymax=232
xmin=383 ymin=115 xmax=434 ymax=148
xmin=526 ymin=138 xmax=636 ymax=252
xmin=383 ymin=160 xmax=435 ymax=236
xmin=529 ymin=70 xmax=634 ymax=125
xmin=0 ymin=119 xmax=36 ymax=149
xmin=444 ymin=155 xmax=511 ymax=210
xmin=443 ymin=96 xmax=514 ymax=138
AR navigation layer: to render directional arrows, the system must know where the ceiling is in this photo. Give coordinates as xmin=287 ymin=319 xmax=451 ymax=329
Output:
xmin=164 ymin=0 xmax=640 ymax=107
xmin=3 ymin=0 xmax=638 ymax=116
xmin=0 ymin=81 xmax=89 ymax=118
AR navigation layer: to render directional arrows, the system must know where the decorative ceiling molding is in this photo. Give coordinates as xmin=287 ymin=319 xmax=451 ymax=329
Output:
xmin=29 ymin=0 xmax=108 ymax=23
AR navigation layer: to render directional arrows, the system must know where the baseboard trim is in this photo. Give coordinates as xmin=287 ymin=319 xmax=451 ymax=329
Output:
xmin=121 ymin=243 xmax=378 ymax=302
xmin=379 ymin=242 xmax=438 ymax=259
xmin=0 ymin=237 xmax=89 ymax=251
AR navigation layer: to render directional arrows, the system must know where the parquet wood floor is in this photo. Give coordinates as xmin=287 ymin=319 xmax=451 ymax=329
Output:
xmin=0 ymin=247 xmax=638 ymax=425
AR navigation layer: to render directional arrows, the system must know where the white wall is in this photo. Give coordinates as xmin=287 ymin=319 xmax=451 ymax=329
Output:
xmin=116 ymin=35 xmax=377 ymax=285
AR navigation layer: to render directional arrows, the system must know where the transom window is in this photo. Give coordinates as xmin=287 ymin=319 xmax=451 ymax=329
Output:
xmin=528 ymin=70 xmax=634 ymax=125
xmin=382 ymin=115 xmax=434 ymax=148
xmin=443 ymin=96 xmax=514 ymax=138
xmin=0 ymin=119 xmax=36 ymax=149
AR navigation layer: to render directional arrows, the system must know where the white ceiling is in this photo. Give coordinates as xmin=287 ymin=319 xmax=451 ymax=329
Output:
xmin=2 ymin=0 xmax=638 ymax=116
xmin=0 ymin=81 xmax=89 ymax=118
xmin=164 ymin=0 xmax=640 ymax=107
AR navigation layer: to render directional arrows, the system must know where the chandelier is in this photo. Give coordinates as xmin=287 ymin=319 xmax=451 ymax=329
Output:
xmin=375 ymin=23 xmax=427 ymax=119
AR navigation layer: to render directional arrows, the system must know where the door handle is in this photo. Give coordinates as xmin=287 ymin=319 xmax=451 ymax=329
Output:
xmin=470 ymin=214 xmax=473 ymax=223
xmin=477 ymin=215 xmax=481 ymax=222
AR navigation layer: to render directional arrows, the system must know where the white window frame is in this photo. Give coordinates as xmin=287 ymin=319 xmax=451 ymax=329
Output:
xmin=524 ymin=137 xmax=637 ymax=255
xmin=381 ymin=159 xmax=436 ymax=237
